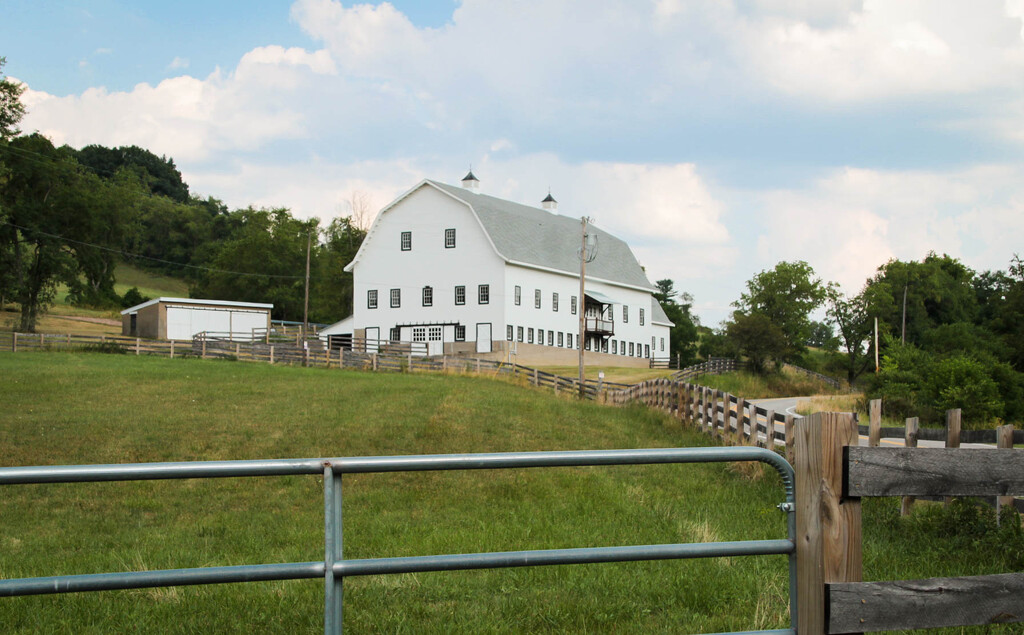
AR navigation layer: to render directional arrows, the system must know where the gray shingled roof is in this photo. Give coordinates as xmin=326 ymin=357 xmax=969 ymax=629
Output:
xmin=428 ymin=180 xmax=654 ymax=290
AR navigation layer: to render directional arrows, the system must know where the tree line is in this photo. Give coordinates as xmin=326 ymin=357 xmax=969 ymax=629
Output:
xmin=0 ymin=58 xmax=366 ymax=331
xmin=697 ymin=255 xmax=1024 ymax=428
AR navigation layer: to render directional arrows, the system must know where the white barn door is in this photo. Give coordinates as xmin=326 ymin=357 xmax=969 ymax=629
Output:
xmin=475 ymin=323 xmax=492 ymax=354
xmin=365 ymin=327 xmax=380 ymax=353
xmin=427 ymin=326 xmax=443 ymax=356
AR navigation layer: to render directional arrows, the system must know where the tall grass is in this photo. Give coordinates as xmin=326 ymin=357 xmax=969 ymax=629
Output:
xmin=0 ymin=353 xmax=1018 ymax=633
xmin=691 ymin=368 xmax=835 ymax=400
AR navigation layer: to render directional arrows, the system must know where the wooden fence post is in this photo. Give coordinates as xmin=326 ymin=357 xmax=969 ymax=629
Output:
xmin=170 ymin=340 xmax=175 ymax=359
xmin=12 ymin=332 xmax=17 ymax=353
xmin=730 ymin=395 xmax=743 ymax=445
xmin=795 ymin=412 xmax=863 ymax=635
xmin=372 ymin=354 xmax=378 ymax=371
xmin=747 ymin=403 xmax=757 ymax=446
xmin=945 ymin=408 xmax=961 ymax=506
xmin=201 ymin=339 xmax=207 ymax=359
xmin=901 ymin=417 xmax=919 ymax=516
xmin=869 ymin=399 xmax=882 ymax=447
xmin=764 ymin=410 xmax=775 ymax=448
xmin=135 ymin=338 xmax=141 ymax=356
xmin=785 ymin=414 xmax=796 ymax=466
xmin=996 ymin=425 xmax=1016 ymax=524
xmin=270 ymin=345 xmax=275 ymax=364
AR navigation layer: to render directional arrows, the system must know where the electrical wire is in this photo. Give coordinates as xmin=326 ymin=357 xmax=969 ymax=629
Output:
xmin=0 ymin=221 xmax=306 ymax=280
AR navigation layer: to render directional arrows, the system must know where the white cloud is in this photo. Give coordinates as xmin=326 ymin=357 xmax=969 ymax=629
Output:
xmin=168 ymin=56 xmax=189 ymax=70
xmin=753 ymin=165 xmax=1024 ymax=295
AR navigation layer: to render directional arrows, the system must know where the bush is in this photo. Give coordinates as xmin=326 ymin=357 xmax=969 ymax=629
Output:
xmin=121 ymin=287 xmax=150 ymax=309
xmin=926 ymin=354 xmax=1004 ymax=427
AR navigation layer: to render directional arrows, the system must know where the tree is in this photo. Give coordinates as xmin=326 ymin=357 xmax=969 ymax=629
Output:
xmin=734 ymin=260 xmax=825 ymax=360
xmin=864 ymin=253 xmax=979 ymax=347
xmin=824 ymin=284 xmax=877 ymax=384
xmin=73 ymin=144 xmax=190 ymax=202
xmin=726 ymin=312 xmax=788 ymax=373
xmin=653 ymin=278 xmax=699 ymax=367
xmin=0 ymin=134 xmax=83 ymax=331
xmin=190 ymin=207 xmax=316 ymax=321
xmin=0 ymin=57 xmax=25 ymax=141
xmin=310 ymin=215 xmax=365 ymax=322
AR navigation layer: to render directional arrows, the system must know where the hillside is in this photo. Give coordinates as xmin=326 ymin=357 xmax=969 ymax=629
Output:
xmin=1 ymin=353 xmax=1020 ymax=633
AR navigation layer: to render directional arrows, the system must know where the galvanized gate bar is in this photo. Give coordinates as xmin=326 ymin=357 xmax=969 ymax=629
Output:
xmin=334 ymin=539 xmax=795 ymax=576
xmin=0 ymin=447 xmax=796 ymax=634
xmin=0 ymin=562 xmax=324 ymax=596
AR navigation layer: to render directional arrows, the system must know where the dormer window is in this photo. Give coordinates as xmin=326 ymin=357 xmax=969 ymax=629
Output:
xmin=401 ymin=231 xmax=412 ymax=251
xmin=445 ymin=228 xmax=456 ymax=248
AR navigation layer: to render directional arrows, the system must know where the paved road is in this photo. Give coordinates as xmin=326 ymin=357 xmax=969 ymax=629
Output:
xmin=749 ymin=397 xmax=994 ymax=449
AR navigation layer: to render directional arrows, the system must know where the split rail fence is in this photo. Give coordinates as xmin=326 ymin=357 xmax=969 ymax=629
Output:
xmin=3 ymin=332 xmax=631 ymax=400
xmin=797 ymin=412 xmax=1024 ymax=633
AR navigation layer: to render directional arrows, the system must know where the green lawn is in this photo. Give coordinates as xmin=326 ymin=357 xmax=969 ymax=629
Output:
xmin=0 ymin=353 xmax=1020 ymax=633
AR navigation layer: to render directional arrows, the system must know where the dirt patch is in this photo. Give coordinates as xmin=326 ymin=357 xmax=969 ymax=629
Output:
xmin=50 ymin=315 xmax=121 ymax=327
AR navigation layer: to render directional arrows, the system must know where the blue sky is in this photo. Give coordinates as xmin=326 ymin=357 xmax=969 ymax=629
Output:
xmin=5 ymin=1 xmax=1024 ymax=326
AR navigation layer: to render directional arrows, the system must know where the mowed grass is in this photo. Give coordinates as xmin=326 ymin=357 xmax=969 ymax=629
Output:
xmin=535 ymin=364 xmax=674 ymax=384
xmin=111 ymin=262 xmax=190 ymax=300
xmin=0 ymin=352 xmax=792 ymax=633
xmin=1 ymin=353 xmax=1021 ymax=634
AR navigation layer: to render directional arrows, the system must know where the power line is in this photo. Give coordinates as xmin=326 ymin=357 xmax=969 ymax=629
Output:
xmin=1 ymin=221 xmax=306 ymax=280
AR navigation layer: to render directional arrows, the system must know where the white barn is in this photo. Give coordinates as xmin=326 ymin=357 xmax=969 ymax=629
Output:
xmin=343 ymin=174 xmax=672 ymax=367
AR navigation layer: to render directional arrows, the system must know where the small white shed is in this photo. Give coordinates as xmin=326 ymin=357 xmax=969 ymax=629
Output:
xmin=121 ymin=297 xmax=273 ymax=341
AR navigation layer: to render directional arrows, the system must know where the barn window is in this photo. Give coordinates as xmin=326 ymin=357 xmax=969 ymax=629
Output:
xmin=623 ymin=305 xmax=629 ymax=323
xmin=478 ymin=284 xmax=489 ymax=304
xmin=528 ymin=328 xmax=534 ymax=344
xmin=552 ymin=293 xmax=559 ymax=312
xmin=455 ymin=285 xmax=465 ymax=305
xmin=445 ymin=228 xmax=456 ymax=248
xmin=367 ymin=290 xmax=378 ymax=309
xmin=558 ymin=332 xmax=564 ymax=347
xmin=640 ymin=308 xmax=645 ymax=325
xmin=506 ymin=325 xmax=513 ymax=341
xmin=571 ymin=296 xmax=577 ymax=315
xmin=535 ymin=289 xmax=541 ymax=309
xmin=517 ymin=326 xmax=524 ymax=342
xmin=422 ymin=286 xmax=433 ymax=307
xmin=401 ymin=231 xmax=412 ymax=251
xmin=455 ymin=325 xmax=466 ymax=341
xmin=547 ymin=330 xmax=554 ymax=346
xmin=390 ymin=289 xmax=401 ymax=308
xmin=412 ymin=327 xmax=426 ymax=342
xmin=514 ymin=285 xmax=521 ymax=305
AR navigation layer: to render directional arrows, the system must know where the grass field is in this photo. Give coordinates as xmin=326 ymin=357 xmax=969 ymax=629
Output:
xmin=686 ymin=368 xmax=840 ymax=400
xmin=1 ymin=352 xmax=1021 ymax=633
xmin=535 ymin=364 xmax=674 ymax=384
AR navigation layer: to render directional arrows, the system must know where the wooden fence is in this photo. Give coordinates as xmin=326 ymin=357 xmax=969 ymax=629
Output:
xmin=797 ymin=412 xmax=1024 ymax=633
xmin=3 ymin=331 xmax=631 ymax=400
xmin=670 ymin=357 xmax=745 ymax=382
xmin=608 ymin=381 xmax=1022 ymax=508
xmin=782 ymin=362 xmax=842 ymax=390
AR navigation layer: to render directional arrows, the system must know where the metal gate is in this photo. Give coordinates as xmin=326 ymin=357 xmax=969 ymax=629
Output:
xmin=0 ymin=447 xmax=797 ymax=634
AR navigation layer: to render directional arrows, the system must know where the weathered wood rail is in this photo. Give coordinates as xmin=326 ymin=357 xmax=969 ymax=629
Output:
xmin=796 ymin=413 xmax=1024 ymax=634
xmin=3 ymin=331 xmax=629 ymax=400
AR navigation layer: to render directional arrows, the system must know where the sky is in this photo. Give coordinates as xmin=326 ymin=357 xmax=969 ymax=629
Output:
xmin=4 ymin=0 xmax=1024 ymax=326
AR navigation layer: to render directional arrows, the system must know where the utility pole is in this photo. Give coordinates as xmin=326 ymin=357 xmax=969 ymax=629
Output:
xmin=303 ymin=229 xmax=311 ymax=341
xmin=901 ymin=283 xmax=908 ymax=345
xmin=578 ymin=217 xmax=588 ymax=397
xmin=874 ymin=317 xmax=879 ymax=373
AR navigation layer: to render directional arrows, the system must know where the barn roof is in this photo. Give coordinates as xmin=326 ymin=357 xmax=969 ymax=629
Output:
xmin=426 ymin=180 xmax=655 ymax=291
